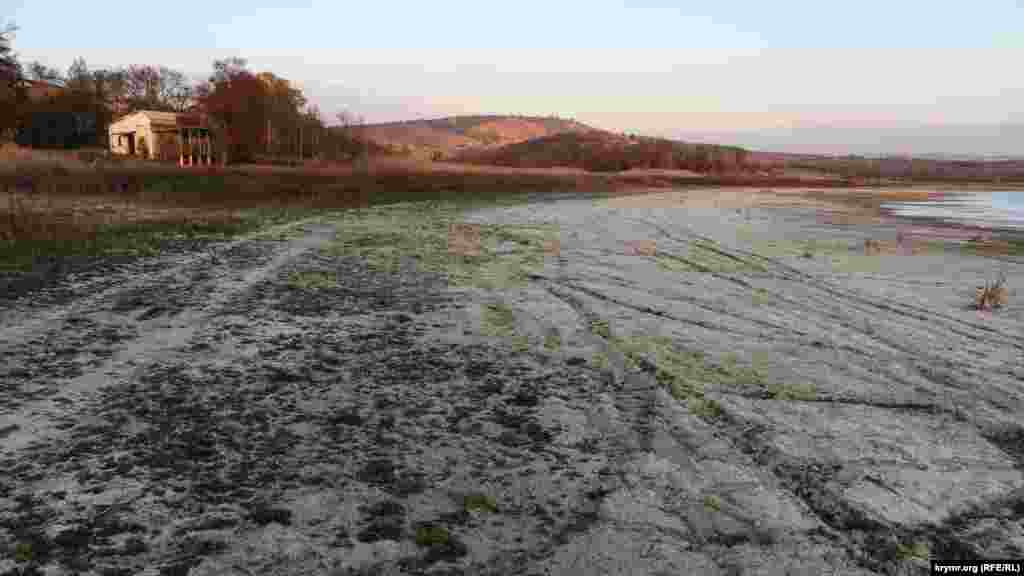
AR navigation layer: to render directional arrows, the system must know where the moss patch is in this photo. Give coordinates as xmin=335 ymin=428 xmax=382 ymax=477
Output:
xmin=414 ymin=525 xmax=451 ymax=547
xmin=463 ymin=493 xmax=499 ymax=514
xmin=482 ymin=303 xmax=516 ymax=337
xmin=286 ymin=270 xmax=337 ymax=290
xmin=510 ymin=335 xmax=531 ymax=353
xmin=767 ymin=382 xmax=817 ymax=401
xmin=894 ymin=541 xmax=930 ymax=562
xmin=589 ymin=319 xmax=611 ymax=339
xmin=321 ymin=202 xmax=558 ymax=289
xmin=14 ymin=542 xmax=33 ymax=563
xmin=543 ymin=332 xmax=562 ymax=352
xmin=688 ymin=396 xmax=724 ymax=419
xmin=608 ymin=334 xmax=765 ymax=417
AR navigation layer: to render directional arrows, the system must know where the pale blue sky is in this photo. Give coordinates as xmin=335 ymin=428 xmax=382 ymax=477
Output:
xmin=8 ymin=0 xmax=1024 ymax=154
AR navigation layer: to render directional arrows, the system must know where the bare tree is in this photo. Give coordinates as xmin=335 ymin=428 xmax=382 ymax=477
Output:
xmin=25 ymin=61 xmax=62 ymax=83
xmin=158 ymin=67 xmax=192 ymax=112
xmin=209 ymin=57 xmax=249 ymax=85
xmin=94 ymin=68 xmax=128 ymax=118
xmin=64 ymin=57 xmax=93 ymax=94
xmin=0 ymin=21 xmax=18 ymax=81
xmin=0 ymin=21 xmax=23 ymax=139
xmin=125 ymin=64 xmax=162 ymax=109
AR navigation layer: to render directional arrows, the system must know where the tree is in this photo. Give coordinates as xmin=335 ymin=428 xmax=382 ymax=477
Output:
xmin=0 ymin=22 xmax=18 ymax=80
xmin=25 ymin=60 xmax=62 ymax=83
xmin=734 ymin=147 xmax=750 ymax=172
xmin=93 ymin=68 xmax=128 ymax=118
xmin=157 ymin=67 xmax=192 ymax=112
xmin=64 ymin=57 xmax=93 ymax=93
xmin=257 ymin=71 xmax=306 ymax=156
xmin=195 ymin=58 xmax=271 ymax=163
xmin=209 ymin=57 xmax=249 ymax=85
xmin=124 ymin=64 xmax=162 ymax=110
xmin=1 ymin=21 xmax=24 ymax=139
xmin=114 ymin=64 xmax=193 ymax=112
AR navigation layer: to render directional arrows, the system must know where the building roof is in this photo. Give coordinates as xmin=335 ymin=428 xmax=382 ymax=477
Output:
xmin=16 ymin=79 xmax=63 ymax=88
xmin=109 ymin=110 xmax=207 ymax=132
xmin=17 ymin=79 xmax=65 ymax=102
xmin=138 ymin=111 xmax=185 ymax=126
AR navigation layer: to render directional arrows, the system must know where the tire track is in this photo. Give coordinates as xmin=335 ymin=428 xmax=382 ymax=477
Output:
xmin=0 ymin=220 xmax=337 ymax=455
xmin=0 ymin=215 xmax=325 ymax=344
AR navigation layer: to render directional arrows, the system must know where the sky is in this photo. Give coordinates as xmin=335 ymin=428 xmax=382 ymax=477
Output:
xmin=7 ymin=0 xmax=1024 ymax=156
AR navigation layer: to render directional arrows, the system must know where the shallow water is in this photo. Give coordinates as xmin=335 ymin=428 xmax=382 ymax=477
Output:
xmin=881 ymin=190 xmax=1024 ymax=230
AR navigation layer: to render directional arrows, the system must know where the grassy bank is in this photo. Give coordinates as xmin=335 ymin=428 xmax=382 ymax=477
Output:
xmin=0 ymin=159 xmax=620 ymax=274
xmin=3 ymin=150 xmax=1021 ymax=279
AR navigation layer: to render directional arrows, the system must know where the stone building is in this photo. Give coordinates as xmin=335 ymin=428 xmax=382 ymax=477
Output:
xmin=108 ymin=110 xmax=215 ymax=165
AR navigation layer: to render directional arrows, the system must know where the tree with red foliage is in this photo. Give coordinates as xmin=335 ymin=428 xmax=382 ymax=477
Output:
xmin=194 ymin=58 xmax=272 ymax=164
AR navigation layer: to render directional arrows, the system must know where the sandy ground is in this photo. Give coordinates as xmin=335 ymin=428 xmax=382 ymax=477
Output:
xmin=1 ymin=187 xmax=1022 ymax=575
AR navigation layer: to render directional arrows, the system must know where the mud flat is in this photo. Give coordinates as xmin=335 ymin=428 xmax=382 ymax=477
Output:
xmin=0 ymin=187 xmax=1021 ymax=575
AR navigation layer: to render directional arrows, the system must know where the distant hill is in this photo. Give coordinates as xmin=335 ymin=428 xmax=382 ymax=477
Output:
xmin=360 ymin=115 xmax=597 ymax=158
xmin=457 ymin=130 xmax=754 ymax=173
xmin=674 ymin=123 xmax=1024 ymax=159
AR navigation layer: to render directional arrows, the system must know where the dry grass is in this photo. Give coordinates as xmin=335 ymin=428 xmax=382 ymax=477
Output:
xmin=974 ymin=272 xmax=1008 ymax=311
xmin=0 ymin=150 xmax=630 ymax=273
xmin=3 ymin=142 xmax=1017 ymax=275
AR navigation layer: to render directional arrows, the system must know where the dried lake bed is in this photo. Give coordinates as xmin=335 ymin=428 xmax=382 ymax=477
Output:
xmin=0 ymin=187 xmax=1022 ymax=576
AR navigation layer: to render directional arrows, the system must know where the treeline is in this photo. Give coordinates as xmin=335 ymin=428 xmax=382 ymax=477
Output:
xmin=462 ymin=132 xmax=753 ymax=174
xmin=0 ymin=21 xmax=373 ymax=164
xmin=787 ymin=156 xmax=1024 ymax=182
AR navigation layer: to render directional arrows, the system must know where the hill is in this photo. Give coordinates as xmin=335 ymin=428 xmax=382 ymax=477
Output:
xmin=359 ymin=115 xmax=597 ymax=159
xmin=457 ymin=130 xmax=755 ymax=173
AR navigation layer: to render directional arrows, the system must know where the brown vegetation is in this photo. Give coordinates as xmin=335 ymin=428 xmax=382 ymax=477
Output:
xmin=457 ymin=130 xmax=754 ymax=174
xmin=766 ymin=153 xmax=1024 ymax=183
xmin=974 ymin=272 xmax=1008 ymax=311
xmin=360 ymin=115 xmax=596 ymax=160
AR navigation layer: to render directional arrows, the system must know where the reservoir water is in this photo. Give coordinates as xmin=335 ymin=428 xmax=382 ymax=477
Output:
xmin=880 ymin=190 xmax=1024 ymax=231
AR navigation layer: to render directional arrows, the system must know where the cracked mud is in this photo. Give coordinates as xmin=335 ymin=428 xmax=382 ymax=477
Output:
xmin=1 ymin=189 xmax=1022 ymax=575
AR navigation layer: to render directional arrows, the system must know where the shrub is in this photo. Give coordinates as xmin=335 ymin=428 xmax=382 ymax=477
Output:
xmin=975 ymin=272 xmax=1008 ymax=310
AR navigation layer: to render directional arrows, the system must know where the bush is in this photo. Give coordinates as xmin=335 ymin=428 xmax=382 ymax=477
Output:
xmin=975 ymin=272 xmax=1008 ymax=310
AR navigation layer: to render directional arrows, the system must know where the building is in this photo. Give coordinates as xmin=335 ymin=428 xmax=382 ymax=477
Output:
xmin=17 ymin=79 xmax=65 ymax=103
xmin=108 ymin=110 xmax=216 ymax=165
xmin=15 ymin=111 xmax=97 ymax=149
